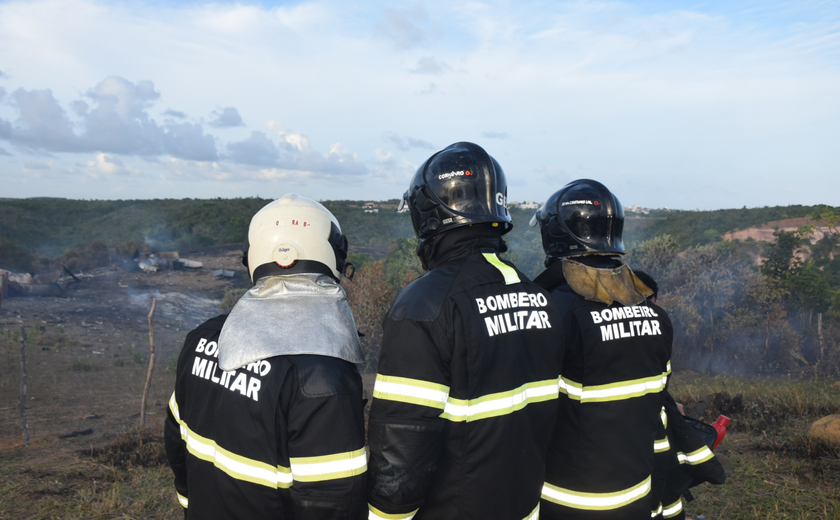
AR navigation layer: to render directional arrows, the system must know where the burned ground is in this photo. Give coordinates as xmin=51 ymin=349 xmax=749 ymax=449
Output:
xmin=0 ymin=247 xmax=248 ymax=448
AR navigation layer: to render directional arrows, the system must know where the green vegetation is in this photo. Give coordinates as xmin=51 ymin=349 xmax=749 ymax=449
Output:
xmin=126 ymin=345 xmax=145 ymax=364
xmin=629 ymin=225 xmax=840 ymax=375
xmin=0 ymin=198 xmax=821 ymax=273
xmin=220 ymin=287 xmax=249 ymax=313
xmin=631 ymin=205 xmax=820 ymax=248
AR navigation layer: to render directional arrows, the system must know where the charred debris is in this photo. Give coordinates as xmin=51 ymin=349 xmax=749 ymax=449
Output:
xmin=1 ymin=246 xmax=205 ymax=304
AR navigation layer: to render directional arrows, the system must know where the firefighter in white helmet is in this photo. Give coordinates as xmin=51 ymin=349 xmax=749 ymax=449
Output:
xmin=165 ymin=194 xmax=368 ymax=519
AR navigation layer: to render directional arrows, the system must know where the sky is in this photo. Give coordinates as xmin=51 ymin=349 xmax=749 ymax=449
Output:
xmin=0 ymin=0 xmax=838 ymax=210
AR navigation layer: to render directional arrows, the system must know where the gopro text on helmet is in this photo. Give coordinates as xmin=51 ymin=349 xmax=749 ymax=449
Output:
xmin=438 ymin=170 xmax=469 ymax=180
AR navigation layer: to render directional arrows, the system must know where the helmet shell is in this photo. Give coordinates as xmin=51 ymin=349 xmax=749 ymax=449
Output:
xmin=245 ymin=194 xmax=348 ymax=282
xmin=405 ymin=142 xmax=512 ymax=241
xmin=532 ymin=179 xmax=625 ymax=258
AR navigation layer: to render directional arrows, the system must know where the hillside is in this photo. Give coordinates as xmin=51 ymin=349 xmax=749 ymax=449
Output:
xmin=2 ymin=198 xmax=826 ymax=255
xmin=2 ymin=199 xmax=836 ymax=282
xmin=629 ymin=205 xmax=821 ymax=247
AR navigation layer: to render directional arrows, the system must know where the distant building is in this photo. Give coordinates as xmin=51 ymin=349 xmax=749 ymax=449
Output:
xmin=509 ymin=201 xmax=540 ymax=210
xmin=625 ymin=205 xmax=650 ymax=215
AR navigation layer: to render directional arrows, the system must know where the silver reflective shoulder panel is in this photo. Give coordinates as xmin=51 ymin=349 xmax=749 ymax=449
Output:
xmin=218 ymin=274 xmax=365 ymax=371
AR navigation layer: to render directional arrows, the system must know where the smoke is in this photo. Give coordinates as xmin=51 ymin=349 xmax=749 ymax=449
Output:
xmin=128 ymin=290 xmax=220 ymax=329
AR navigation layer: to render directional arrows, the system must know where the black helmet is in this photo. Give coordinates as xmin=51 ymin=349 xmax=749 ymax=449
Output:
xmin=401 ymin=142 xmax=512 ymax=242
xmin=529 ymin=179 xmax=625 ymax=258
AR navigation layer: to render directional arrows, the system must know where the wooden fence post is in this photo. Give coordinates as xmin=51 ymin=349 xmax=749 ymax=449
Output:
xmin=19 ymin=323 xmax=30 ymax=447
xmin=140 ymin=298 xmax=157 ymax=427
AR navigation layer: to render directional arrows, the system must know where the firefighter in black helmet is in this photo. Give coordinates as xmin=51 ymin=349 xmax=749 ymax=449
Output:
xmin=531 ymin=179 xmax=675 ymax=519
xmin=367 ymin=142 xmax=563 ymax=520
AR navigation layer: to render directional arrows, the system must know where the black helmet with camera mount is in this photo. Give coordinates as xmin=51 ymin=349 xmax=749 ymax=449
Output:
xmin=400 ymin=142 xmax=512 ymax=243
xmin=529 ymin=179 xmax=625 ymax=258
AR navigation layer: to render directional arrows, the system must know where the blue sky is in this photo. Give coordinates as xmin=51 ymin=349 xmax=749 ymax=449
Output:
xmin=1 ymin=0 xmax=838 ymax=209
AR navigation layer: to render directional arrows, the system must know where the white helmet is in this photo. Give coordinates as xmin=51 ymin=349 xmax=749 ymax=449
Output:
xmin=243 ymin=194 xmax=351 ymax=283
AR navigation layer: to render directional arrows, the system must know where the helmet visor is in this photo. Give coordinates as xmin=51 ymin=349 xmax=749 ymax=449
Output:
xmin=424 ymin=148 xmax=505 ymax=220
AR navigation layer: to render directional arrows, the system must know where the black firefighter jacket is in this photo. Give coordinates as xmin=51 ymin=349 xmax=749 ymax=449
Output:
xmin=367 ymin=240 xmax=564 ymax=520
xmin=164 ymin=314 xmax=368 ymax=520
xmin=535 ymin=262 xmax=673 ymax=520
xmin=650 ymin=392 xmax=726 ymax=520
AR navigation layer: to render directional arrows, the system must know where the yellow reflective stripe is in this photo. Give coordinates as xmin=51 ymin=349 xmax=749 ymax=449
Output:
xmin=650 ymin=502 xmax=662 ymax=517
xmin=170 ymin=392 xmax=293 ymax=489
xmin=169 ymin=392 xmax=181 ymax=422
xmin=373 ymin=374 xmax=450 ymax=410
xmin=663 ymin=498 xmax=683 ymax=518
xmin=541 ymin=475 xmax=651 ymax=510
xmin=440 ymin=378 xmax=559 ymax=422
xmin=179 ymin=422 xmax=293 ymax=488
xmin=482 ymin=252 xmax=521 ymax=285
xmin=654 ymin=437 xmax=670 ymax=453
xmin=559 ymin=372 xmax=668 ymax=403
xmin=176 ymin=492 xmax=188 ymax=508
xmin=558 ymin=377 xmax=583 ymax=399
xmin=523 ymin=502 xmax=540 ymax=520
xmin=290 ymin=447 xmax=367 ymax=482
xmin=660 ymin=406 xmax=667 ymax=428
xmin=368 ymin=504 xmax=418 ymax=519
xmin=677 ymin=446 xmax=714 ymax=465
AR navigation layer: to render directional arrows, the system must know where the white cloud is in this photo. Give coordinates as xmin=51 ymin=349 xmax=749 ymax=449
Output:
xmin=85 ymin=152 xmax=138 ymax=178
xmin=409 ymin=56 xmax=453 ymax=76
xmin=0 ymin=0 xmax=837 ymax=207
xmin=383 ymin=132 xmax=436 ymax=151
xmin=210 ymin=107 xmax=244 ymax=128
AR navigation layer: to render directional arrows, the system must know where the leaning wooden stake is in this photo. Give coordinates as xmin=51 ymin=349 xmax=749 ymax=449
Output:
xmin=19 ymin=323 xmax=31 ymax=447
xmin=818 ymin=312 xmax=825 ymax=376
xmin=140 ymin=298 xmax=157 ymax=427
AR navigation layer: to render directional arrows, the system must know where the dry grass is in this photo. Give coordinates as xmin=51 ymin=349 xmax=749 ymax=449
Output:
xmin=0 ymin=424 xmax=180 ymax=520
xmin=670 ymin=373 xmax=840 ymax=519
xmin=1 ymin=350 xmax=838 ymax=519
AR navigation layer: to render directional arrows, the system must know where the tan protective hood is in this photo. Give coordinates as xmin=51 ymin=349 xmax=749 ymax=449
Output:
xmin=562 ymin=258 xmax=653 ymax=306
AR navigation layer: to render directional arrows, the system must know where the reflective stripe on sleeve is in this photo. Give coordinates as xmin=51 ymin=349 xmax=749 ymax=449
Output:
xmin=373 ymin=374 xmax=450 ymax=410
xmin=482 ymin=252 xmax=521 ymax=285
xmin=654 ymin=437 xmax=670 ymax=453
xmin=290 ymin=447 xmax=367 ymax=482
xmin=660 ymin=406 xmax=668 ymax=428
xmin=169 ymin=392 xmax=293 ymax=489
xmin=541 ymin=475 xmax=651 ymax=511
xmin=441 ymin=378 xmax=560 ymax=422
xmin=677 ymin=446 xmax=714 ymax=465
xmin=169 ymin=392 xmax=181 ymax=422
xmin=663 ymin=498 xmax=683 ymax=518
xmin=368 ymin=504 xmax=418 ymax=519
xmin=559 ymin=371 xmax=669 ymax=403
xmin=176 ymin=492 xmax=188 ymax=508
xmin=523 ymin=503 xmax=540 ymax=520
xmin=650 ymin=502 xmax=662 ymax=517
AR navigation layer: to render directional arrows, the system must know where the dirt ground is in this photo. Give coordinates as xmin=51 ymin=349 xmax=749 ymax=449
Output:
xmin=0 ymin=247 xmax=249 ymax=450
